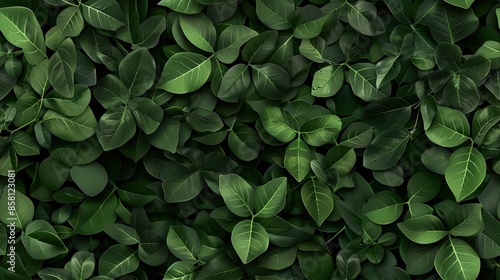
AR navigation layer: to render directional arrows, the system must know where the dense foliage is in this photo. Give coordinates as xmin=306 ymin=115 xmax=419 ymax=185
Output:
xmin=0 ymin=0 xmax=499 ymax=279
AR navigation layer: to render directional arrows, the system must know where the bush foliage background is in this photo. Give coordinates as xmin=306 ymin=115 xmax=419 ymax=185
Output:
xmin=0 ymin=0 xmax=499 ymax=279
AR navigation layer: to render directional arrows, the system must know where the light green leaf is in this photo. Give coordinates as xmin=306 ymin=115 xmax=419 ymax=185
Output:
xmin=48 ymin=38 xmax=77 ymax=98
xmin=0 ymin=7 xmax=46 ymax=64
xmin=167 ymin=226 xmax=200 ymax=263
xmin=301 ymin=179 xmax=334 ymax=226
xmin=96 ymin=107 xmax=136 ymax=151
xmin=397 ymin=215 xmax=447 ymax=244
xmin=348 ymin=63 xmax=391 ymax=102
xmin=0 ymin=187 xmax=34 ymax=229
xmin=446 ymin=204 xmax=482 ymax=237
xmin=300 ymin=115 xmax=342 ymax=147
xmin=231 ymin=219 xmax=269 ymax=264
xmin=364 ymin=191 xmax=404 ymax=225
xmin=472 ymin=105 xmax=500 ymax=145
xmin=260 ymin=106 xmax=298 ymax=143
xmin=158 ymin=0 xmax=204 ymax=14
xmin=284 ymin=138 xmax=311 ymax=182
xmin=81 ymin=0 xmax=125 ymax=31
xmin=407 ymin=172 xmax=442 ymax=203
xmin=444 ymin=0 xmax=475 ymax=9
xmin=42 ymin=107 xmax=97 ymax=142
xmin=10 ymin=131 xmax=39 ymax=156
xmin=251 ymin=63 xmax=290 ymax=100
xmin=339 ymin=122 xmax=373 ymax=149
xmin=179 ymin=14 xmax=216 ymax=53
xmin=254 ymin=177 xmax=287 ymax=218
xmin=445 ymin=146 xmax=487 ymax=202
xmin=98 ymin=244 xmax=139 ymax=278
xmin=425 ymin=105 xmax=470 ymax=148
xmin=311 ymin=65 xmax=344 ymax=98
xmin=434 ymin=238 xmax=480 ymax=280
xmin=70 ymin=162 xmax=108 ymax=197
xmin=158 ymin=52 xmax=212 ymax=94
xmin=164 ymin=261 xmax=197 ymax=280
xmin=219 ymin=174 xmax=254 ymax=217
xmin=71 ymin=251 xmax=95 ymax=280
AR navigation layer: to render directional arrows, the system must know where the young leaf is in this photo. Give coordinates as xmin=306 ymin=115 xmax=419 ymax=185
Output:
xmin=231 ymin=219 xmax=269 ymax=264
xmin=301 ymin=179 xmax=334 ymax=226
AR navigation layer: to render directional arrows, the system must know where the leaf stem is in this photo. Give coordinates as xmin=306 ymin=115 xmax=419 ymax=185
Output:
xmin=325 ymin=225 xmax=345 ymax=245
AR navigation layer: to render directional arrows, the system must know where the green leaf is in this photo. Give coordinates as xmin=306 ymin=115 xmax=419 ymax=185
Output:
xmin=197 ymin=255 xmax=243 ymax=280
xmin=260 ymin=106 xmax=298 ymax=143
xmin=48 ymin=38 xmax=76 ymax=98
xmin=228 ymin=123 xmax=260 ymax=161
xmin=116 ymin=181 xmax=156 ymax=208
xmin=93 ymin=75 xmax=130 ymax=109
xmin=339 ymin=122 xmax=373 ymax=148
xmin=434 ymin=238 xmax=480 ymax=280
xmin=325 ymin=146 xmax=356 ymax=175
xmin=363 ymin=97 xmax=412 ymax=130
xmin=118 ymin=48 xmax=155 ymax=96
xmin=163 ymin=170 xmax=204 ymax=203
xmin=147 ymin=118 xmax=180 ymax=153
xmin=442 ymin=75 xmax=480 ymax=114
xmin=98 ymin=244 xmax=139 ymax=278
xmin=472 ymin=105 xmax=500 ymax=145
xmin=347 ymin=1 xmax=386 ymax=36
xmin=158 ymin=52 xmax=212 ymax=94
xmin=42 ymin=107 xmax=97 ymax=142
xmin=293 ymin=5 xmax=329 ymax=39
xmin=257 ymin=246 xmax=297 ymax=271
xmin=81 ymin=0 xmax=125 ymax=31
xmin=299 ymin=37 xmax=325 ymax=63
xmin=134 ymin=15 xmax=166 ymax=49
xmin=435 ymin=43 xmax=462 ymax=72
xmin=363 ymin=126 xmax=410 ymax=171
xmin=96 ymin=107 xmax=136 ymax=151
xmin=167 ymin=225 xmax=200 ymax=263
xmin=251 ymin=63 xmax=290 ymax=100
xmin=311 ymin=65 xmax=344 ymax=98
xmin=364 ymin=191 xmax=404 ymax=225
xmin=375 ymin=57 xmax=401 ymax=88
xmin=256 ymin=0 xmax=294 ymax=30
xmin=446 ymin=204 xmax=482 ymax=237
xmin=425 ymin=105 xmax=470 ymax=148
xmin=164 ymin=261 xmax=197 ymax=280
xmin=407 ymin=172 xmax=442 ymax=203
xmin=254 ymin=177 xmax=287 ymax=218
xmin=10 ymin=131 xmax=39 ymax=156
xmin=29 ymin=59 xmax=50 ymax=95
xmin=158 ymin=0 xmax=204 ymax=14
xmin=444 ymin=0 xmax=475 ymax=9
xmin=0 ymin=7 xmax=46 ymax=64
xmin=475 ymin=210 xmax=500 ymax=258
xmin=348 ymin=63 xmax=391 ymax=102
xmin=70 ymin=162 xmax=108 ymax=197
xmin=57 ymin=6 xmax=84 ymax=37
xmin=219 ymin=174 xmax=254 ymax=217
xmin=231 ymin=219 xmax=269 ymax=264
xmin=21 ymin=220 xmax=68 ymax=260
xmin=0 ymin=187 xmax=34 ymax=229
xmin=187 ymin=107 xmax=224 ymax=133
xmin=217 ymin=64 xmax=251 ymax=102
xmin=71 ymin=251 xmax=95 ymax=280
xmin=70 ymin=190 xmax=118 ymax=235
xmin=426 ymin=2 xmax=478 ymax=43
xmin=405 ymin=242 xmax=439 ymax=276
xmin=445 ymin=146 xmax=487 ymax=202
xmin=301 ymin=179 xmax=334 ymax=226
xmin=284 ymin=138 xmax=311 ymax=182
xmin=128 ymin=97 xmax=163 ymax=135
xmin=43 ymin=85 xmax=91 ymax=117
xmin=179 ymin=14 xmax=216 ymax=53
xmin=397 ymin=215 xmax=448 ymax=244
xmin=216 ymin=25 xmax=258 ymax=64
xmin=300 ymin=115 xmax=342 ymax=147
